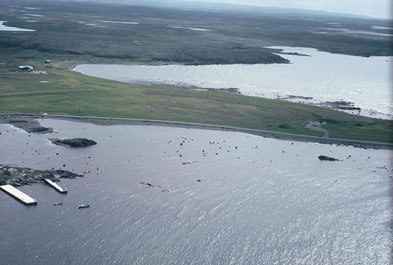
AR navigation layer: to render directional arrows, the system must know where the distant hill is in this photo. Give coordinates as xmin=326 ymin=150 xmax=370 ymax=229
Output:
xmin=44 ymin=0 xmax=383 ymax=20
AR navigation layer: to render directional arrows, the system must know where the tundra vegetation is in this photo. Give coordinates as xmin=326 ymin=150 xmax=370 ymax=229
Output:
xmin=0 ymin=0 xmax=392 ymax=143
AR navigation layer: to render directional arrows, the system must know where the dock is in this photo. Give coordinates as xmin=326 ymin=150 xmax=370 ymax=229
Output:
xmin=43 ymin=178 xmax=68 ymax=193
xmin=0 ymin=185 xmax=38 ymax=206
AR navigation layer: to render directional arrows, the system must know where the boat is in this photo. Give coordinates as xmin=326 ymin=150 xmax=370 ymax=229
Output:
xmin=78 ymin=204 xmax=90 ymax=209
xmin=53 ymin=202 xmax=63 ymax=206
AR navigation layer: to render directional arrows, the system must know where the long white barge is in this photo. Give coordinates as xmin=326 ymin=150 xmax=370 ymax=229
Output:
xmin=0 ymin=185 xmax=38 ymax=205
xmin=43 ymin=178 xmax=68 ymax=193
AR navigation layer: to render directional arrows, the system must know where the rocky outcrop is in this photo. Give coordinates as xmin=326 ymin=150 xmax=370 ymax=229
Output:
xmin=2 ymin=118 xmax=53 ymax=134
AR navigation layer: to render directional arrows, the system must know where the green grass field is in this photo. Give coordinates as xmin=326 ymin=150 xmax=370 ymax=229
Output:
xmin=0 ymin=68 xmax=392 ymax=143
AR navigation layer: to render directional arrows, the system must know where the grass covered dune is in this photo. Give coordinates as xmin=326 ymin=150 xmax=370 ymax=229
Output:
xmin=0 ymin=69 xmax=391 ymax=144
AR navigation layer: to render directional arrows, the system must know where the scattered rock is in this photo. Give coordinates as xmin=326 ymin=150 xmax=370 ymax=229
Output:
xmin=285 ymin=95 xmax=313 ymax=100
xmin=324 ymin=100 xmax=361 ymax=111
xmin=140 ymin=181 xmax=168 ymax=192
xmin=182 ymin=161 xmax=197 ymax=165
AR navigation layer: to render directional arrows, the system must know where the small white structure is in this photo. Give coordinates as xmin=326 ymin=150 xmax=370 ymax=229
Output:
xmin=18 ymin=65 xmax=34 ymax=72
xmin=311 ymin=121 xmax=321 ymax=127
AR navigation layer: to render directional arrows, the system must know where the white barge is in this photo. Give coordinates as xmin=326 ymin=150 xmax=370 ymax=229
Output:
xmin=43 ymin=178 xmax=68 ymax=193
xmin=0 ymin=185 xmax=38 ymax=205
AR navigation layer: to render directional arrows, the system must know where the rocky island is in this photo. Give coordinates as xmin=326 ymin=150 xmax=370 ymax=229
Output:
xmin=50 ymin=138 xmax=97 ymax=148
xmin=0 ymin=165 xmax=82 ymax=186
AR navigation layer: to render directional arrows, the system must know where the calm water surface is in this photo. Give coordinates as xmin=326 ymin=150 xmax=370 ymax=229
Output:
xmin=73 ymin=47 xmax=393 ymax=119
xmin=0 ymin=119 xmax=392 ymax=265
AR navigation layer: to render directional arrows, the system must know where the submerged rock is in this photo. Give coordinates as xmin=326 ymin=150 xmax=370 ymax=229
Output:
xmin=318 ymin=155 xmax=341 ymax=161
xmin=51 ymin=138 xmax=97 ymax=148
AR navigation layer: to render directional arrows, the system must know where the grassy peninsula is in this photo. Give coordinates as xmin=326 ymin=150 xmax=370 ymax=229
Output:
xmin=1 ymin=69 xmax=392 ymax=143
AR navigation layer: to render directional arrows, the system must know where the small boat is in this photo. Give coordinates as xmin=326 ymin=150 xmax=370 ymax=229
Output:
xmin=78 ymin=204 xmax=90 ymax=209
xmin=53 ymin=202 xmax=63 ymax=206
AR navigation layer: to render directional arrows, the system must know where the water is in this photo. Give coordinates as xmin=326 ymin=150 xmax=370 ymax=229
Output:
xmin=372 ymin=26 xmax=393 ymax=30
xmin=100 ymin=21 xmax=140 ymax=25
xmin=321 ymin=27 xmax=393 ymax=37
xmin=0 ymin=119 xmax=391 ymax=265
xmin=168 ymin=26 xmax=212 ymax=31
xmin=0 ymin=21 xmax=35 ymax=31
xmin=73 ymin=47 xmax=393 ymax=119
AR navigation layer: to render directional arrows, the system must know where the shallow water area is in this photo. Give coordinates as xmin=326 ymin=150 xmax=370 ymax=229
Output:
xmin=73 ymin=47 xmax=393 ymax=119
xmin=0 ymin=119 xmax=391 ymax=265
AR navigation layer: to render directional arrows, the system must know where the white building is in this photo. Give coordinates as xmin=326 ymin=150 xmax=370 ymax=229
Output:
xmin=18 ymin=65 xmax=34 ymax=71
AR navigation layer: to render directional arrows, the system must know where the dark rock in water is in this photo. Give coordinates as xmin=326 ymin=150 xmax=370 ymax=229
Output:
xmin=54 ymin=170 xmax=83 ymax=179
xmin=28 ymin=127 xmax=52 ymax=133
xmin=318 ymin=155 xmax=341 ymax=161
xmin=51 ymin=138 xmax=97 ymax=148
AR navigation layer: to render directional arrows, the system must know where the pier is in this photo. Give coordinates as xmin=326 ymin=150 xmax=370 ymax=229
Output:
xmin=0 ymin=185 xmax=37 ymax=205
xmin=43 ymin=178 xmax=68 ymax=193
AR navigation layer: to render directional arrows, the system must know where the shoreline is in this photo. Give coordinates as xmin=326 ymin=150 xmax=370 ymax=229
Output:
xmin=71 ymin=56 xmax=392 ymax=121
xmin=1 ymin=112 xmax=392 ymax=150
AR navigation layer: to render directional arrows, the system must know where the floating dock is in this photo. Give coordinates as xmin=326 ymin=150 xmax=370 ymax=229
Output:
xmin=43 ymin=178 xmax=68 ymax=193
xmin=0 ymin=185 xmax=38 ymax=206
